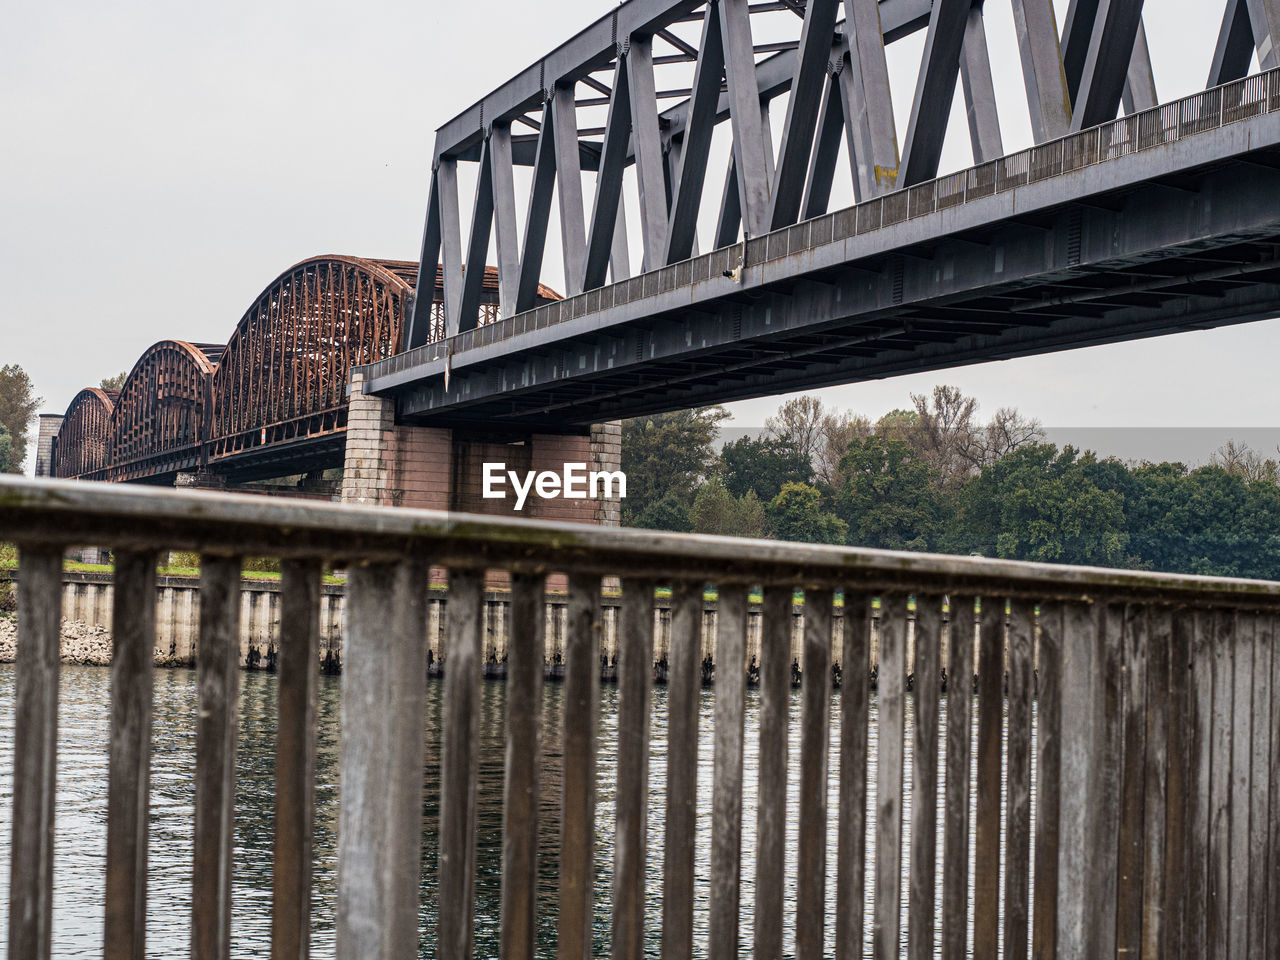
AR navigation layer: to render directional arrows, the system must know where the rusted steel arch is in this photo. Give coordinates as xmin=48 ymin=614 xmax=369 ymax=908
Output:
xmin=107 ymin=340 xmax=224 ymax=482
xmin=52 ymin=388 xmax=117 ymax=479
xmin=209 ymin=256 xmax=424 ymax=460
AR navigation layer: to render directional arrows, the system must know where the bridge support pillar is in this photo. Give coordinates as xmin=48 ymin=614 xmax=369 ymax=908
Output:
xmin=341 ymin=374 xmax=622 ymax=526
xmin=341 ymin=372 xmax=451 ymax=509
xmin=35 ymin=414 xmax=63 ymax=477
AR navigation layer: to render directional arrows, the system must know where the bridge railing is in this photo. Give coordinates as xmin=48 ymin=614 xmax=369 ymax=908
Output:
xmin=366 ymin=65 xmax=1280 ymax=384
xmin=1 ymin=474 xmax=1277 ymax=959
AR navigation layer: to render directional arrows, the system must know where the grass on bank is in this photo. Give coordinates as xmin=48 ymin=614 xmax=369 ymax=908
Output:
xmin=1 ymin=544 xmax=345 ymax=585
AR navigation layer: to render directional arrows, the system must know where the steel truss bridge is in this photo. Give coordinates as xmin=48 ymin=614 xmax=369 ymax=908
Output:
xmin=361 ymin=0 xmax=1280 ymax=429
xmin=51 ymin=259 xmax=551 ymax=484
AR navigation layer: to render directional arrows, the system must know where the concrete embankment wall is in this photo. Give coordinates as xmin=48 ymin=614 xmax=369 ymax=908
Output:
xmin=2 ymin=571 xmax=919 ymax=684
xmin=0 ymin=571 xmax=348 ymax=670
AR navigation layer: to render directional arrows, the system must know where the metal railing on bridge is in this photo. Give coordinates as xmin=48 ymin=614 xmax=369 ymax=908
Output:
xmin=1 ymin=475 xmax=1277 ymax=959
xmin=367 ymin=67 xmax=1280 ymax=384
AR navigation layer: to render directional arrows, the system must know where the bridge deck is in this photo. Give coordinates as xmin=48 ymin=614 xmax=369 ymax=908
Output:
xmin=365 ymin=71 xmax=1280 ymax=429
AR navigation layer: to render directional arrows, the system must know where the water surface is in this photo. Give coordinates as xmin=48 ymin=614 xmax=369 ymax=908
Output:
xmin=0 ymin=664 xmax=1025 ymax=958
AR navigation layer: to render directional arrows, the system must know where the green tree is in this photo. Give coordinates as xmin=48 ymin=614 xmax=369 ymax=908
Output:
xmin=0 ymin=424 xmax=13 ymax=474
xmin=767 ymin=482 xmax=847 ymax=545
xmin=1126 ymin=463 xmax=1280 ymax=578
xmin=836 ymin=435 xmax=946 ymax=551
xmin=0 ymin=365 xmax=41 ymax=473
xmin=719 ymin=435 xmax=810 ymax=503
xmin=949 ymin=444 xmax=1128 ymax=566
xmin=621 ymin=407 xmax=729 ymax=529
xmin=689 ymin=478 xmax=768 ymax=538
xmin=99 ymin=371 xmax=128 ymax=391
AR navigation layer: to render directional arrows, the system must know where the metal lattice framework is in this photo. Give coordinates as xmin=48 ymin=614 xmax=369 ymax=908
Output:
xmin=105 ymin=341 xmax=224 ymax=482
xmin=407 ymin=0 xmax=1280 ymax=348
xmin=51 ymin=388 xmax=117 ymax=480
xmin=209 ymin=256 xmax=419 ymax=461
xmin=51 ymin=255 xmax=538 ymax=483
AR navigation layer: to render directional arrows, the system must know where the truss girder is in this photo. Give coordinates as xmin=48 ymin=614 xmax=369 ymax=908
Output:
xmin=411 ymin=0 xmax=1280 ymax=349
xmin=57 ymin=255 xmax=526 ymax=484
xmin=384 ymin=139 xmax=1280 ymax=428
xmin=210 ymin=257 xmax=420 ymax=465
xmin=51 ymin=388 xmax=116 ymax=480
xmin=106 ymin=341 xmax=220 ymax=482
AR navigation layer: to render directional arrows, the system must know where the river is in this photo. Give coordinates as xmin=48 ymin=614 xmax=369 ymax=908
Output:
xmin=0 ymin=664 xmax=1024 ymax=958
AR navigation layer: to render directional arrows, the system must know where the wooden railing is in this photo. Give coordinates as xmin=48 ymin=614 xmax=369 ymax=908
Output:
xmin=1 ymin=475 xmax=1277 ymax=960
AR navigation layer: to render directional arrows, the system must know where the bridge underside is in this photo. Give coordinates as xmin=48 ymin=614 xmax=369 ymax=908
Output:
xmin=207 ymin=434 xmax=348 ymax=484
xmin=374 ymin=111 xmax=1280 ymax=430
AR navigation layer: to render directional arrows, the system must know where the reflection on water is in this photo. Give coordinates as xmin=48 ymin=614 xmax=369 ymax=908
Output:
xmin=0 ymin=664 xmax=1026 ymax=958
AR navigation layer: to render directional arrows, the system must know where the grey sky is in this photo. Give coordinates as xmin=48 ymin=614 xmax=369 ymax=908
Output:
xmin=4 ymin=0 xmax=1278 ymax=472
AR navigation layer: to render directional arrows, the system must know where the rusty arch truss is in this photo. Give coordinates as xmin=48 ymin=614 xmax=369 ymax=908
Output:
xmin=106 ymin=341 xmax=224 ymax=482
xmin=208 ymin=256 xmax=419 ymax=470
xmin=51 ymin=388 xmax=117 ymax=480
xmin=50 ymin=254 xmax=537 ymax=484
xmin=207 ymin=256 xmax=526 ymax=478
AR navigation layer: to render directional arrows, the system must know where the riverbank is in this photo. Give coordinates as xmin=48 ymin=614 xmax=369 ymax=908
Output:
xmin=0 ymin=614 xmax=130 ymax=666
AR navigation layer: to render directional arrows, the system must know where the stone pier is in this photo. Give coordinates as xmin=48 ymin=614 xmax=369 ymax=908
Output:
xmin=340 ymin=371 xmax=622 ymax=523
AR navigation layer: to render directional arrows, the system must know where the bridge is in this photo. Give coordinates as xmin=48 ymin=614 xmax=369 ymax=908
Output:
xmin=44 ymin=1 xmax=1280 ymax=512
xmin=14 ymin=4 xmax=1280 ymax=959
xmin=357 ymin=0 xmax=1280 ymax=430
xmin=45 ymin=257 xmax=555 ymax=486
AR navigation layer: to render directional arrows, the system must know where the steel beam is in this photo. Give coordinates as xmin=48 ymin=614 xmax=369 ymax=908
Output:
xmin=1122 ymin=19 xmax=1157 ymax=115
xmin=720 ymin=0 xmax=774 ymax=237
xmin=802 ymin=70 xmax=848 ymax=217
xmin=584 ymin=58 xmax=632 ymax=292
xmin=717 ymin=156 xmax=743 ymax=250
xmin=437 ymin=157 xmax=465 ymax=338
xmin=1210 ymin=0 xmax=1256 ymax=86
xmin=901 ymin=0 xmax=973 ymax=186
xmin=1246 ymin=0 xmax=1280 ymax=69
xmin=627 ymin=35 xmax=669 ymax=271
xmin=717 ymin=98 xmax=776 ymax=246
xmin=666 ymin=3 xmax=726 ymax=263
xmin=407 ymin=169 xmax=442 ymax=349
xmin=1061 ymin=0 xmax=1099 ymax=106
xmin=959 ymin=5 xmax=1003 ymax=163
xmin=611 ymin=199 xmax=632 ymax=282
xmin=842 ymin=0 xmax=901 ymax=197
xmin=516 ymin=101 xmax=557 ymax=314
xmin=458 ymin=138 xmax=495 ymax=333
xmin=769 ymin=0 xmax=842 ymax=228
xmin=760 ymin=95 xmax=776 ymax=186
xmin=489 ymin=125 xmax=521 ymax=320
xmin=1069 ymin=0 xmax=1147 ymax=131
xmin=1010 ymin=0 xmax=1072 ymax=142
xmin=552 ymin=83 xmax=587 ymax=296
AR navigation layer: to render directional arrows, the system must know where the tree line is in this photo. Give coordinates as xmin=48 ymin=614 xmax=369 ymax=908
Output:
xmin=620 ymin=386 xmax=1280 ymax=581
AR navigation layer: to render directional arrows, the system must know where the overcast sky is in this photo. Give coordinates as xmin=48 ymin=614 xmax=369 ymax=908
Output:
xmin=4 ymin=0 xmax=1278 ymax=472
